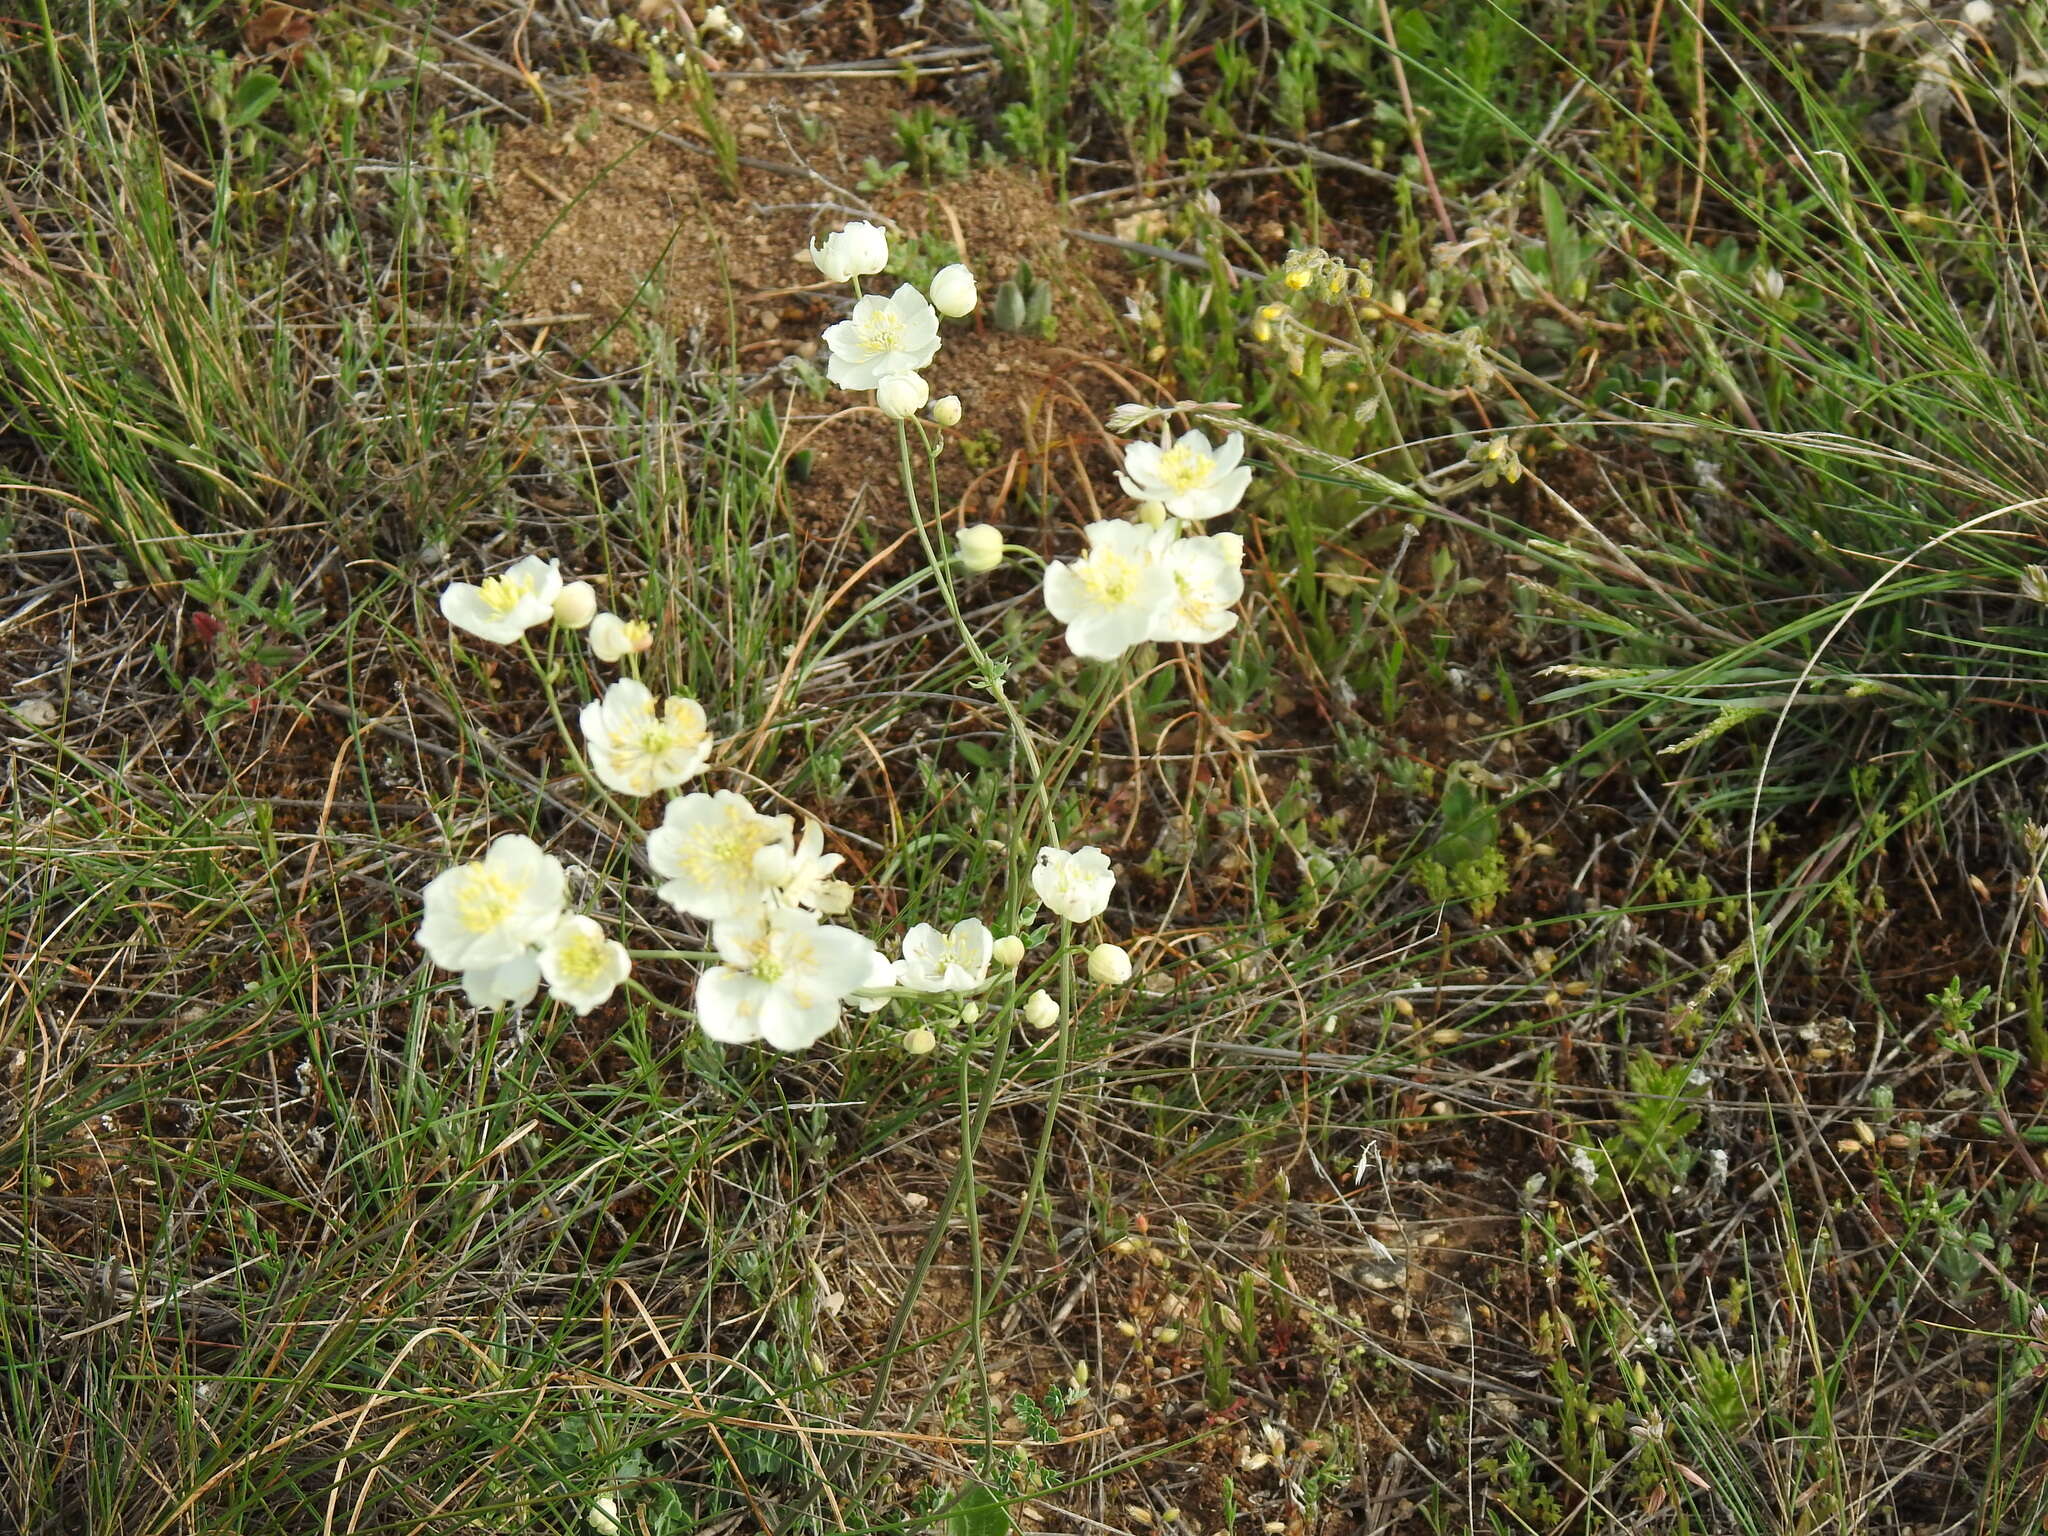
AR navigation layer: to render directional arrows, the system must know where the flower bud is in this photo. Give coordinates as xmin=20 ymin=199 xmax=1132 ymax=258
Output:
xmin=589 ymin=612 xmax=653 ymax=663
xmin=552 ymin=580 xmax=598 ymax=629
xmin=1022 ymin=989 xmax=1060 ymax=1029
xmin=928 ymin=263 xmax=978 ymax=317
xmin=1087 ymin=942 xmax=1133 ymax=985
xmin=1134 ymin=501 xmax=1168 ymax=529
xmin=901 ymin=1026 xmax=938 ymax=1056
xmin=958 ymin=1001 xmax=981 ymax=1024
xmin=955 ymin=523 xmax=1004 ymax=574
xmin=929 ymin=394 xmax=963 ymax=427
xmin=991 ymin=934 xmax=1026 ymax=968
xmin=875 ymin=371 xmax=930 ymax=420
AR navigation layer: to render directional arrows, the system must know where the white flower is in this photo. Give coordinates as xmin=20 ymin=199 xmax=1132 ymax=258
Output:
xmin=808 ymin=220 xmax=890 ymax=283
xmin=539 ymin=915 xmax=631 ymax=1015
xmin=853 ymin=948 xmax=899 ymax=1013
xmin=701 ymin=4 xmax=745 ymax=42
xmin=462 ymin=953 xmax=541 ymax=1011
xmin=588 ymin=1494 xmax=622 ymax=1536
xmin=956 ymin=524 xmax=1004 ymax=573
xmin=589 ymin=612 xmax=653 ymax=663
xmin=875 ymin=370 xmax=930 ymax=420
xmin=647 ymin=791 xmax=791 ymax=921
xmin=440 ymin=556 xmax=563 ymax=644
xmin=991 ymin=934 xmax=1026 ymax=968
xmin=928 ymin=263 xmax=978 ymax=317
xmin=1087 ymin=942 xmax=1133 ymax=985
xmin=930 ymin=394 xmax=962 ymax=427
xmin=894 ymin=918 xmax=994 ymax=993
xmin=695 ymin=906 xmax=876 ymax=1051
xmin=418 ymin=834 xmax=567 ymax=972
xmin=580 ymin=679 xmax=713 ymax=796
xmin=824 ymin=286 xmax=942 ymax=391
xmin=754 ymin=819 xmax=848 ymax=912
xmin=1022 ymin=989 xmax=1061 ymax=1029
xmin=1117 ymin=429 xmax=1253 ymax=521
xmin=1031 ymin=845 xmax=1115 ymax=922
xmin=1043 ymin=519 xmax=1173 ymax=660
xmin=1147 ymin=533 xmax=1245 ymax=645
xmin=553 ymin=580 xmax=598 ymax=628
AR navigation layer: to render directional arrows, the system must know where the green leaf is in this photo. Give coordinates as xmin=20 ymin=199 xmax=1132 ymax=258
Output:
xmin=946 ymin=1482 xmax=1012 ymax=1536
xmin=1536 ymin=175 xmax=1581 ymax=299
xmin=226 ymin=71 xmax=282 ymax=129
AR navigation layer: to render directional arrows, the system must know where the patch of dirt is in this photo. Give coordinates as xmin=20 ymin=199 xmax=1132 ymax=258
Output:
xmin=476 ymin=74 xmax=1158 ymax=542
xmin=475 ymin=73 xmax=1116 ymax=353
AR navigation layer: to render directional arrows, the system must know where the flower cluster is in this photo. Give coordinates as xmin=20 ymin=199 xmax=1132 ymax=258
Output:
xmin=411 ymin=228 xmax=1248 ymax=1054
xmin=419 ymin=549 xmax=1143 ymax=1054
xmin=416 ymin=833 xmax=631 ymax=1015
xmin=809 ymin=221 xmax=975 ymax=424
xmin=1041 ymin=424 xmax=1254 ymax=662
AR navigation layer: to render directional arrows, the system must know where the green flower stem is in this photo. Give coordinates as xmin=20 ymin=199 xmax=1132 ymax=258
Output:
xmin=894 ymin=418 xmax=1059 ymax=841
xmin=518 ymin=635 xmax=646 ymax=834
xmin=856 ymin=990 xmax=1016 ymax=1431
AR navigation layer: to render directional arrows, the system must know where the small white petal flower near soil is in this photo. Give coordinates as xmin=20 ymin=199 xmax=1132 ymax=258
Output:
xmin=552 ymin=580 xmax=598 ymax=629
xmin=588 ymin=612 xmax=653 ymax=663
xmin=417 ymin=833 xmax=567 ymax=972
xmin=955 ymin=524 xmax=1004 ymax=573
xmin=695 ymin=906 xmax=877 ymax=1051
xmin=1147 ymin=532 xmax=1246 ymax=645
xmin=894 ymin=917 xmax=995 ymax=993
xmin=1087 ymin=941 xmax=1134 ymax=985
xmin=1117 ymin=428 xmax=1253 ymax=522
xmin=538 ymin=914 xmax=632 ymax=1015
xmin=462 ymin=953 xmax=542 ymax=1011
xmin=852 ymin=948 xmax=899 ymax=1013
xmin=808 ymin=220 xmax=889 ymax=283
xmin=753 ymin=819 xmax=848 ymax=913
xmin=440 ymin=556 xmax=563 ymax=644
xmin=587 ymin=1493 xmax=623 ymax=1536
xmin=928 ymin=263 xmax=978 ymax=317
xmin=875 ymin=370 xmax=930 ymax=420
xmin=823 ymin=286 xmax=942 ymax=391
xmin=580 ymin=679 xmax=713 ymax=796
xmin=1022 ymin=989 xmax=1061 ymax=1029
xmin=1030 ymin=845 xmax=1116 ymax=923
xmin=647 ymin=791 xmax=792 ymax=921
xmin=1043 ymin=519 xmax=1173 ymax=661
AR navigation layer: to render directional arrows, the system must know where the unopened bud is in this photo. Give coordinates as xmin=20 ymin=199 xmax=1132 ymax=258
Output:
xmin=1087 ymin=942 xmax=1133 ymax=985
xmin=552 ymin=580 xmax=597 ymax=629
